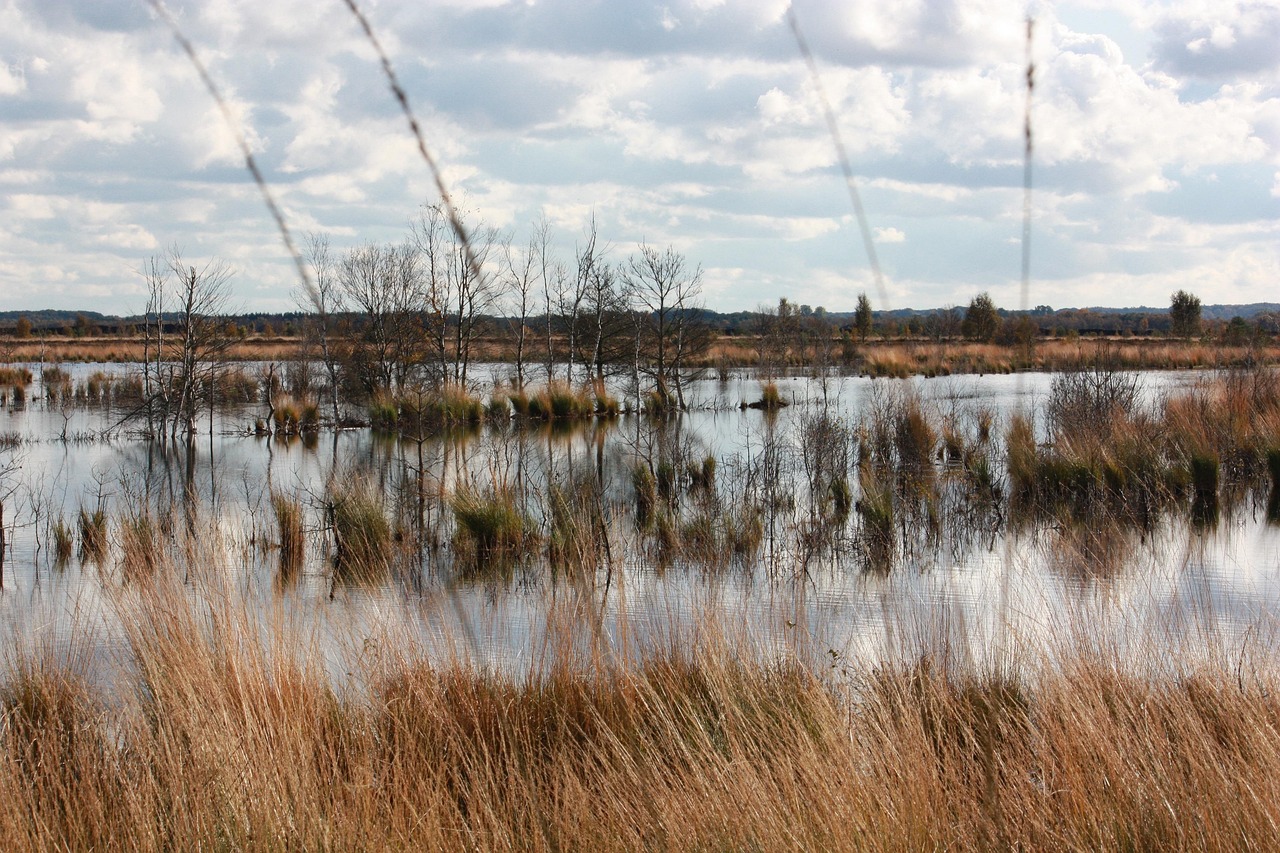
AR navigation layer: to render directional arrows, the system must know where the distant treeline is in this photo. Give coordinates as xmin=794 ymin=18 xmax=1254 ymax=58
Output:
xmin=4 ymin=302 xmax=1280 ymax=340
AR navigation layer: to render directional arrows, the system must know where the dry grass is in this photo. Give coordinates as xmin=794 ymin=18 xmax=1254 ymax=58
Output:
xmin=0 ymin=336 xmax=304 ymax=364
xmin=1 ymin=565 xmax=1279 ymax=850
xmin=6 ymin=334 xmax=1275 ymax=375
xmin=711 ymin=337 xmax=1279 ymax=377
xmin=271 ymin=491 xmax=305 ymax=577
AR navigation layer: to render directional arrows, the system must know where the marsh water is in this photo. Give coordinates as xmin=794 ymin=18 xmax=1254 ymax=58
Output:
xmin=2 ymin=362 xmax=1279 ymax=676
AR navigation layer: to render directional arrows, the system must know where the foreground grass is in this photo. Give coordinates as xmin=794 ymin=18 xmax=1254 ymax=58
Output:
xmin=2 ymin=572 xmax=1279 ymax=851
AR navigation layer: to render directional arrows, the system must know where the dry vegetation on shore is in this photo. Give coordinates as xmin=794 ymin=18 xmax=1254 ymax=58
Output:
xmin=3 ymin=333 xmax=1277 ymax=379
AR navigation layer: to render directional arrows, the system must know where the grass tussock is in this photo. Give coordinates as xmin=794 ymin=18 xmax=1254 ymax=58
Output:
xmin=370 ymin=385 xmax=485 ymax=433
xmin=519 ymin=382 xmax=612 ymax=421
xmin=0 ymin=368 xmax=33 ymax=388
xmin=547 ymin=474 xmax=608 ymax=575
xmin=77 ymin=507 xmax=107 ymax=563
xmin=271 ymin=394 xmax=320 ymax=434
xmin=329 ymin=481 xmax=392 ymax=579
xmin=1006 ymin=366 xmax=1280 ymax=525
xmin=450 ymin=487 xmax=536 ymax=570
xmin=271 ymin=491 xmax=305 ymax=577
xmin=42 ymin=366 xmax=72 ymax=401
xmin=50 ymin=517 xmax=74 ymax=566
xmin=747 ymin=380 xmax=788 ymax=410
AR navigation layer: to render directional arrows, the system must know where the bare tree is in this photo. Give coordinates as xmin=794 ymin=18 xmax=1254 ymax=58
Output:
xmin=168 ymin=249 xmax=233 ymax=441
xmin=533 ymin=216 xmax=565 ymax=383
xmin=587 ymin=261 xmax=624 ymax=384
xmin=413 ymin=203 xmax=499 ymax=389
xmin=387 ymin=241 xmax=429 ymax=389
xmin=622 ymin=243 xmax=705 ymax=409
xmin=564 ymin=217 xmax=602 ymax=385
xmin=300 ymin=232 xmax=344 ymax=424
xmin=448 ymin=214 xmax=499 ymax=388
xmin=339 ymin=242 xmax=392 ymax=394
xmin=338 ymin=241 xmax=426 ymax=395
xmin=413 ymin=207 xmax=453 ymax=383
xmin=135 ymin=248 xmax=232 ymax=443
xmin=140 ymin=256 xmax=171 ymax=439
xmin=502 ymin=233 xmax=539 ymax=390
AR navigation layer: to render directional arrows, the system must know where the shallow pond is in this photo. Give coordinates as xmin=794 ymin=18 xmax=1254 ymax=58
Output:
xmin=1 ymin=362 xmax=1278 ymax=678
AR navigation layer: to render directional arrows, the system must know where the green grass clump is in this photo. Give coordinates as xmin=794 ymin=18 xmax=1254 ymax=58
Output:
xmin=857 ymin=470 xmax=895 ymax=571
xmin=436 ymin=385 xmax=484 ymax=424
xmin=829 ymin=476 xmax=852 ymax=521
xmin=77 ymin=507 xmax=107 ymax=563
xmin=42 ymin=366 xmax=70 ymax=385
xmin=486 ymin=394 xmax=511 ymax=421
xmin=644 ymin=387 xmax=674 ymax=416
xmin=84 ymin=371 xmax=114 ymax=400
xmin=272 ymin=395 xmax=302 ymax=434
xmin=547 ymin=385 xmax=587 ymax=419
xmin=51 ymin=517 xmax=74 ymax=565
xmin=520 ymin=383 xmax=596 ymax=420
xmin=656 ymin=461 xmax=677 ymax=503
xmin=724 ymin=502 xmax=765 ymax=561
xmin=1189 ymin=450 xmax=1219 ymax=494
xmin=371 ymin=386 xmax=485 ymax=433
xmin=509 ymin=391 xmax=531 ymax=417
xmin=632 ymin=464 xmax=657 ymax=527
xmin=331 ymin=484 xmax=392 ymax=579
xmin=368 ymin=394 xmax=399 ymax=432
xmin=595 ymin=392 xmax=620 ymax=417
xmin=43 ymin=366 xmax=72 ymax=400
xmin=895 ymin=399 xmax=936 ymax=476
xmin=1006 ymin=415 xmax=1038 ymax=497
xmin=272 ymin=492 xmax=305 ymax=577
xmin=300 ymin=400 xmax=320 ymax=431
xmin=547 ymin=476 xmax=606 ymax=575
xmin=451 ymin=488 xmax=533 ymax=567
xmin=687 ymin=455 xmax=716 ymax=492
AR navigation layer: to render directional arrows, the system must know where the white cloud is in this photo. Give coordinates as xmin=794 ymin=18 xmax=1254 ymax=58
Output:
xmin=0 ymin=0 xmax=1275 ymax=312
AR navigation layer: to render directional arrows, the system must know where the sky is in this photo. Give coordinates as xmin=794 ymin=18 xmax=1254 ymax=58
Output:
xmin=0 ymin=0 xmax=1277 ymax=315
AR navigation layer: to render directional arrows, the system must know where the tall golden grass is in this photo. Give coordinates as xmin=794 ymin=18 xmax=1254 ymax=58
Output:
xmin=3 ymin=559 xmax=1280 ymax=850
